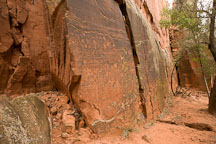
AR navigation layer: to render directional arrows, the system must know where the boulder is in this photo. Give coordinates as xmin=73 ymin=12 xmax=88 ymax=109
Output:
xmin=0 ymin=96 xmax=30 ymax=144
xmin=0 ymin=94 xmax=51 ymax=144
xmin=62 ymin=110 xmax=76 ymax=128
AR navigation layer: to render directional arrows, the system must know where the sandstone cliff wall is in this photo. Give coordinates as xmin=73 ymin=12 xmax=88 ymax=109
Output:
xmin=0 ymin=0 xmax=54 ymax=95
xmin=0 ymin=0 xmax=177 ymax=133
xmin=170 ymin=27 xmax=212 ymax=92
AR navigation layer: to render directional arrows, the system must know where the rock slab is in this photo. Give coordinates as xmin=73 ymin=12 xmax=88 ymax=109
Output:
xmin=63 ymin=0 xmax=144 ymax=133
xmin=125 ymin=0 xmax=169 ymax=120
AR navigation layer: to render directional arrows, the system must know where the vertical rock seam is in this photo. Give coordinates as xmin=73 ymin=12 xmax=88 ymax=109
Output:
xmin=119 ymin=3 xmax=147 ymax=118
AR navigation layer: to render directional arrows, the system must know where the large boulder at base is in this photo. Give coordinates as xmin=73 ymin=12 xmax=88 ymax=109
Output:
xmin=0 ymin=94 xmax=51 ymax=144
xmin=0 ymin=96 xmax=30 ymax=144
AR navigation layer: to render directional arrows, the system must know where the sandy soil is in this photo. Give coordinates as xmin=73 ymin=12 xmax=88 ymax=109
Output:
xmin=38 ymin=88 xmax=216 ymax=144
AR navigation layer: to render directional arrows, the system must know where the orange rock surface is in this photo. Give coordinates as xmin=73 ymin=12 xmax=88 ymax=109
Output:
xmin=0 ymin=0 xmax=177 ymax=133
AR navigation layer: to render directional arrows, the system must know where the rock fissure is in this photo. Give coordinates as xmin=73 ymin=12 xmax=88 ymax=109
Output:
xmin=142 ymin=1 xmax=153 ymax=24
xmin=68 ymin=75 xmax=87 ymax=130
xmin=69 ymin=75 xmax=81 ymax=103
xmin=15 ymin=44 xmax=24 ymax=57
xmin=93 ymin=104 xmax=101 ymax=116
xmin=150 ymin=94 xmax=154 ymax=119
xmin=51 ymin=0 xmax=65 ymax=26
xmin=91 ymin=97 xmax=135 ymax=128
xmin=119 ymin=2 xmax=147 ymax=119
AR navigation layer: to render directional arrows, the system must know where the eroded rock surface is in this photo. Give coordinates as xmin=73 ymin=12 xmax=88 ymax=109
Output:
xmin=48 ymin=0 xmax=173 ymax=132
xmin=0 ymin=0 xmax=54 ymax=95
xmin=170 ymin=26 xmax=212 ymax=92
xmin=124 ymin=0 xmax=169 ymax=120
xmin=0 ymin=96 xmax=30 ymax=144
xmin=0 ymin=94 xmax=51 ymax=144
xmin=62 ymin=0 xmax=143 ymax=133
xmin=177 ymin=56 xmax=207 ymax=91
xmin=0 ymin=0 xmax=177 ymax=134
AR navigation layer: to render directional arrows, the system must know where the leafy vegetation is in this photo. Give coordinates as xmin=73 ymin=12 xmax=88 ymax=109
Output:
xmin=160 ymin=0 xmax=216 ymax=114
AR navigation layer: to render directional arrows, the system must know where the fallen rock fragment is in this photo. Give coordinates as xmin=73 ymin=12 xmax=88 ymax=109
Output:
xmin=61 ymin=132 xmax=70 ymax=138
xmin=62 ymin=110 xmax=76 ymax=127
xmin=142 ymin=135 xmax=151 ymax=143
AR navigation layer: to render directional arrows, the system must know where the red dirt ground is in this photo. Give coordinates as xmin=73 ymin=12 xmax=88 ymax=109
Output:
xmin=38 ymin=88 xmax=216 ymax=144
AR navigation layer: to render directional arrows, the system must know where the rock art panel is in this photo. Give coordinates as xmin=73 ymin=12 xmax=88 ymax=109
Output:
xmin=64 ymin=0 xmax=144 ymax=133
xmin=124 ymin=0 xmax=169 ymax=120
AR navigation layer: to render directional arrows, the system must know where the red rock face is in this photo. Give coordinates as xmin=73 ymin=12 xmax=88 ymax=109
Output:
xmin=0 ymin=0 xmax=177 ymax=133
xmin=0 ymin=0 xmax=54 ymax=95
xmin=133 ymin=0 xmax=178 ymax=93
xmin=125 ymin=0 xmax=169 ymax=120
xmin=0 ymin=0 xmax=14 ymax=92
xmin=170 ymin=27 xmax=211 ymax=91
xmin=133 ymin=0 xmax=171 ymax=50
xmin=50 ymin=0 xmax=72 ymax=95
xmin=178 ymin=57 xmax=202 ymax=89
xmin=52 ymin=0 xmax=144 ymax=133
xmin=177 ymin=55 xmax=212 ymax=91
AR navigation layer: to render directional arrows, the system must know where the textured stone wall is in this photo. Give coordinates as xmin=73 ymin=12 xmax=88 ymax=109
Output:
xmin=0 ymin=0 xmax=177 ymax=133
xmin=133 ymin=0 xmax=178 ymax=94
xmin=0 ymin=0 xmax=54 ymax=95
xmin=170 ymin=26 xmax=212 ymax=91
